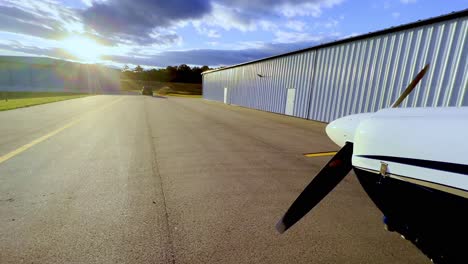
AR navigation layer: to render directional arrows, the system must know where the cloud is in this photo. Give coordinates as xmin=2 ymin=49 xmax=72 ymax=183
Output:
xmin=195 ymin=0 xmax=343 ymax=33
xmin=206 ymin=30 xmax=221 ymax=38
xmin=218 ymin=0 xmax=343 ymax=18
xmin=286 ymin=20 xmax=307 ymax=31
xmin=81 ymin=0 xmax=93 ymax=6
xmin=258 ymin=20 xmax=279 ymax=32
xmin=392 ymin=12 xmax=400 ymax=19
xmin=274 ymin=31 xmax=330 ymax=43
xmin=81 ymin=0 xmax=212 ymax=45
xmin=278 ymin=0 xmax=343 ymax=17
xmin=0 ymin=0 xmax=346 ymax=48
xmin=102 ymin=36 xmax=343 ymax=67
xmin=206 ymin=41 xmax=219 ymax=46
xmin=0 ymin=0 xmax=118 ymax=47
xmin=0 ymin=0 xmax=348 ymax=67
xmin=0 ymin=1 xmax=80 ymax=40
xmin=400 ymin=0 xmax=417 ymax=4
xmin=0 ymin=40 xmax=79 ymax=60
xmin=383 ymin=1 xmax=391 ymax=9
xmin=102 ymin=47 xmax=273 ymax=67
xmin=0 ymin=0 xmax=208 ymax=47
xmin=311 ymin=18 xmax=339 ymax=29
xmin=200 ymin=3 xmax=258 ymax=32
xmin=192 ymin=21 xmax=221 ymax=38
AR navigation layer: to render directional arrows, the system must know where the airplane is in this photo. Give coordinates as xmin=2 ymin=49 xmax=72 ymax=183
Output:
xmin=276 ymin=64 xmax=468 ymax=264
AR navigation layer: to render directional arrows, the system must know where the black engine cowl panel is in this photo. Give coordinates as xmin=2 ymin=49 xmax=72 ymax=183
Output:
xmin=353 ymin=168 xmax=468 ymax=264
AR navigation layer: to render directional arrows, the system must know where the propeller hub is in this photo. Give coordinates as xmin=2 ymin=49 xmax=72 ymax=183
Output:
xmin=326 ymin=113 xmax=373 ymax=147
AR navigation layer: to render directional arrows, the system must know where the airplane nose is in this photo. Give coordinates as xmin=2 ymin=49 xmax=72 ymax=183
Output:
xmin=326 ymin=113 xmax=373 ymax=147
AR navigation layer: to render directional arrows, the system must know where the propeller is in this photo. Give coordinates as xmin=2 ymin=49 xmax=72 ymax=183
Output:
xmin=276 ymin=64 xmax=430 ymax=234
xmin=276 ymin=142 xmax=353 ymax=233
xmin=391 ymin=64 xmax=429 ymax=108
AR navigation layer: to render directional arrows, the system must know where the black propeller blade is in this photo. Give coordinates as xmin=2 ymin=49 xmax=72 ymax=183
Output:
xmin=276 ymin=142 xmax=354 ymax=234
xmin=391 ymin=64 xmax=430 ymax=108
xmin=276 ymin=64 xmax=430 ymax=234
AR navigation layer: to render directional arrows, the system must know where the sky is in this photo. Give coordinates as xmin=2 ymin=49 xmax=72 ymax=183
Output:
xmin=0 ymin=0 xmax=466 ymax=69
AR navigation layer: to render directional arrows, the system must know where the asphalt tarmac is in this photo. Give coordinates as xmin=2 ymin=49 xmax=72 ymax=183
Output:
xmin=0 ymin=95 xmax=427 ymax=263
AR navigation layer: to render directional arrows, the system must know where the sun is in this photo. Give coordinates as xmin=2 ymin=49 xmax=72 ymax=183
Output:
xmin=61 ymin=36 xmax=104 ymax=62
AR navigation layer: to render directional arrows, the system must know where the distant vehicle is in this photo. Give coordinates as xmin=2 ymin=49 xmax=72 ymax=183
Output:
xmin=276 ymin=64 xmax=468 ymax=264
xmin=141 ymin=86 xmax=153 ymax=96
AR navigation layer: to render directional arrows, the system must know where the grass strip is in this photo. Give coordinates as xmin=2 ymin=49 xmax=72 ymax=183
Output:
xmin=0 ymin=92 xmax=90 ymax=111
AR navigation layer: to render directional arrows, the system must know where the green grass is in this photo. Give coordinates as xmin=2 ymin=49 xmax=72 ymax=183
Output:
xmin=0 ymin=92 xmax=90 ymax=111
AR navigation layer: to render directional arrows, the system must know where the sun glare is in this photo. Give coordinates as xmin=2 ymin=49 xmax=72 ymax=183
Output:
xmin=61 ymin=36 xmax=104 ymax=62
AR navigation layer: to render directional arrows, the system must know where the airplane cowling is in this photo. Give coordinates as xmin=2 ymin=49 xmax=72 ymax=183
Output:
xmin=325 ymin=113 xmax=373 ymax=147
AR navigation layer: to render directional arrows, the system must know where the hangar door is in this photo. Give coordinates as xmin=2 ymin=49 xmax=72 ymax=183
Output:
xmin=285 ymin=88 xmax=296 ymax=115
xmin=224 ymin=87 xmax=229 ymax=104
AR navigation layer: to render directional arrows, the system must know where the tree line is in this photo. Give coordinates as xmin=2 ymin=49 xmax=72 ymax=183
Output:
xmin=121 ymin=64 xmax=212 ymax=84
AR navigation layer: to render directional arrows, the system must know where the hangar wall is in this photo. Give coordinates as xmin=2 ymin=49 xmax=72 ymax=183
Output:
xmin=202 ymin=11 xmax=467 ymax=122
xmin=0 ymin=56 xmax=121 ymax=93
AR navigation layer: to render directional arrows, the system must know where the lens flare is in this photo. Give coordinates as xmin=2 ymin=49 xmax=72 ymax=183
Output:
xmin=61 ymin=36 xmax=104 ymax=62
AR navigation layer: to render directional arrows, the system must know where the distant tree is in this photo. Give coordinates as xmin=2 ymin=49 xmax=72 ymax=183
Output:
xmin=134 ymin=65 xmax=144 ymax=73
xmin=166 ymin=66 xmax=177 ymax=82
xmin=120 ymin=64 xmax=212 ymax=84
xmin=176 ymin=64 xmax=192 ymax=83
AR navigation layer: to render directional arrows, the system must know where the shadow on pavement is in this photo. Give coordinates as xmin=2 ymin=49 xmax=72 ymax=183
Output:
xmin=151 ymin=95 xmax=168 ymax=99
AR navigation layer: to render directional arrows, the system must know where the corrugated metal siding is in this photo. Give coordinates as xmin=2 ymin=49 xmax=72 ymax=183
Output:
xmin=203 ymin=52 xmax=317 ymax=117
xmin=203 ymin=71 xmax=225 ymax=102
xmin=0 ymin=61 xmax=121 ymax=93
xmin=203 ymin=15 xmax=468 ymax=122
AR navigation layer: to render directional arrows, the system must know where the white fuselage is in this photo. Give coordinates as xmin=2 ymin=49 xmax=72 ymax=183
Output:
xmin=326 ymin=107 xmax=468 ymax=198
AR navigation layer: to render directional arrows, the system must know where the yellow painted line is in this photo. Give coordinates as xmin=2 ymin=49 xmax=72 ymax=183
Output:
xmin=0 ymin=97 xmax=124 ymax=164
xmin=303 ymin=151 xmax=338 ymax=158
